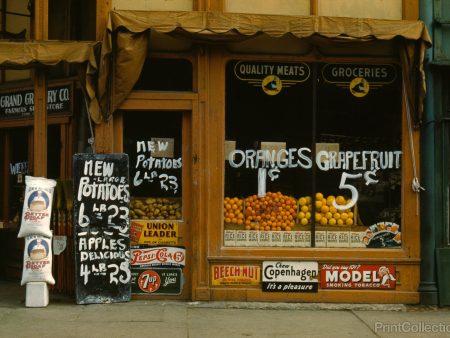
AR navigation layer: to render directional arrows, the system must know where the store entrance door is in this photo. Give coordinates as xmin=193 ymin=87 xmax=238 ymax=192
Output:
xmin=119 ymin=99 xmax=193 ymax=300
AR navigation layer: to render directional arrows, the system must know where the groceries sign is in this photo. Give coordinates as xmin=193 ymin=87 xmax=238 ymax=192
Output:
xmin=321 ymin=63 xmax=397 ymax=98
xmin=320 ymin=264 xmax=396 ymax=289
xmin=262 ymin=261 xmax=318 ymax=292
xmin=0 ymin=85 xmax=71 ymax=118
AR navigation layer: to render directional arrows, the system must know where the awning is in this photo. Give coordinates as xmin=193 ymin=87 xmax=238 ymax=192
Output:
xmin=0 ymin=40 xmax=101 ymax=123
xmin=98 ymin=10 xmax=432 ymax=124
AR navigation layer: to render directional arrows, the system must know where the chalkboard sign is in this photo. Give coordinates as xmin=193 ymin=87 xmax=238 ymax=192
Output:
xmin=73 ymin=153 xmax=131 ymax=304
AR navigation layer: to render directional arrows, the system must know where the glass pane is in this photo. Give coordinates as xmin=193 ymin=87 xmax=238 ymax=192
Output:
xmin=134 ymin=58 xmax=193 ymax=91
xmin=0 ymin=128 xmax=30 ymax=226
xmin=317 ymin=63 xmax=402 ymax=248
xmin=224 ymin=60 xmax=403 ymax=249
xmin=47 ymin=125 xmax=61 ymax=179
xmin=124 ymin=111 xmax=183 ymax=222
xmin=224 ymin=60 xmax=313 ymax=247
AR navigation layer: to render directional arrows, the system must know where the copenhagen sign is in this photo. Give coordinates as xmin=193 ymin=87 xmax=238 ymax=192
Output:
xmin=0 ymin=85 xmax=71 ymax=118
xmin=262 ymin=261 xmax=318 ymax=292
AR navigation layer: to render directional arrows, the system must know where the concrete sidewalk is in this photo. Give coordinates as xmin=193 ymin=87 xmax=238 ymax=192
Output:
xmin=1 ymin=281 xmax=449 ymax=338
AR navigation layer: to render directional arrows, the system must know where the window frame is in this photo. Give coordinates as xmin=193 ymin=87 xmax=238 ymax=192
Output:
xmin=207 ymin=49 xmax=420 ymax=263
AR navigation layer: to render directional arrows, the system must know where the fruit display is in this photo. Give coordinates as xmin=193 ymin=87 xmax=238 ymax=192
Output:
xmin=224 ymin=192 xmax=357 ymax=231
xmin=298 ymin=192 xmax=354 ymax=227
xmin=130 ymin=197 xmax=182 ymax=220
xmin=244 ymin=192 xmax=297 ymax=231
xmin=223 ymin=197 xmax=244 ymax=226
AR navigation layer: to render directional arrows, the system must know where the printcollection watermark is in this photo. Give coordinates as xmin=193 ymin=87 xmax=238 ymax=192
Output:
xmin=374 ymin=321 xmax=450 ymax=334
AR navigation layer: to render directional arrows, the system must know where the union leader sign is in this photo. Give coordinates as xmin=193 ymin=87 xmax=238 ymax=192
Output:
xmin=262 ymin=261 xmax=318 ymax=292
xmin=320 ymin=264 xmax=396 ymax=289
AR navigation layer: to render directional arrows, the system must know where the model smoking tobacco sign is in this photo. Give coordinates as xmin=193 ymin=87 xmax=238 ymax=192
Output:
xmin=321 ymin=63 xmax=397 ymax=98
xmin=73 ymin=153 xmax=131 ymax=304
xmin=262 ymin=261 xmax=318 ymax=292
xmin=320 ymin=264 xmax=396 ymax=289
xmin=234 ymin=61 xmax=310 ymax=96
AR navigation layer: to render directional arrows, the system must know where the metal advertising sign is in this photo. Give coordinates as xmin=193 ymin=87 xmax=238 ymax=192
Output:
xmin=262 ymin=261 xmax=318 ymax=292
xmin=130 ymin=220 xmax=178 ymax=245
xmin=131 ymin=267 xmax=183 ymax=295
xmin=320 ymin=264 xmax=396 ymax=289
xmin=211 ymin=265 xmax=261 ymax=286
xmin=130 ymin=246 xmax=186 ymax=267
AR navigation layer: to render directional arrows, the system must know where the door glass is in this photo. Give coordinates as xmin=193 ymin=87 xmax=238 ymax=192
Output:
xmin=0 ymin=128 xmax=30 ymax=225
xmin=47 ymin=124 xmax=61 ymax=179
xmin=124 ymin=111 xmax=183 ymax=221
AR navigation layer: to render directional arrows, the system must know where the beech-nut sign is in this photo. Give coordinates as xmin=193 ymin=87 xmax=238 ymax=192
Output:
xmin=321 ymin=63 xmax=397 ymax=98
xmin=234 ymin=61 xmax=311 ymax=96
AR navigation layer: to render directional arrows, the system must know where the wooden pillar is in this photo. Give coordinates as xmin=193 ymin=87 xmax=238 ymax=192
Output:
xmin=33 ymin=70 xmax=47 ymax=176
xmin=403 ymin=0 xmax=419 ymax=20
xmin=33 ymin=0 xmax=48 ymax=39
xmin=33 ymin=0 xmax=48 ymax=176
xmin=310 ymin=0 xmax=318 ymax=15
xmin=94 ymin=0 xmax=114 ymax=154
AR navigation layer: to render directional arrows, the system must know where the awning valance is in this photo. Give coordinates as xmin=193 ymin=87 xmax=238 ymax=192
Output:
xmin=98 ymin=10 xmax=431 ymax=124
xmin=0 ymin=40 xmax=101 ymax=123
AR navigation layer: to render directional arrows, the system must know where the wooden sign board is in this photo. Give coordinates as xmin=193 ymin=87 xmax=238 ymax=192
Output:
xmin=73 ymin=153 xmax=131 ymax=304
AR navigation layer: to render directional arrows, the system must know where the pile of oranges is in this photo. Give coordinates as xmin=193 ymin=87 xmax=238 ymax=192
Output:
xmin=223 ymin=197 xmax=244 ymax=226
xmin=244 ymin=192 xmax=297 ymax=231
xmin=224 ymin=192 xmax=356 ymax=230
xmin=298 ymin=192 xmax=354 ymax=227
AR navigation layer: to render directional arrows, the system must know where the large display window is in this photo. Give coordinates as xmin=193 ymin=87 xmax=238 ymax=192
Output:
xmin=124 ymin=111 xmax=183 ymax=222
xmin=224 ymin=60 xmax=402 ymax=249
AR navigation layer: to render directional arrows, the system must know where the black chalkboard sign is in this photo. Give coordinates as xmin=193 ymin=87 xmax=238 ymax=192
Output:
xmin=73 ymin=153 xmax=131 ymax=304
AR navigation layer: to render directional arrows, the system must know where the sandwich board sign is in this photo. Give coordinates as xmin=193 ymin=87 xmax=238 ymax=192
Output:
xmin=73 ymin=153 xmax=131 ymax=304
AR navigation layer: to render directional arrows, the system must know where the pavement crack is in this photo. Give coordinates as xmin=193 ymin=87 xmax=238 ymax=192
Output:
xmin=350 ymin=310 xmax=381 ymax=338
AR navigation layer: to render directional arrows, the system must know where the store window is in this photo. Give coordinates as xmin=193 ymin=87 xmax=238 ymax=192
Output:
xmin=1 ymin=0 xmax=30 ymax=82
xmin=124 ymin=111 xmax=183 ymax=222
xmin=134 ymin=58 xmax=193 ymax=91
xmin=224 ymin=59 xmax=402 ymax=249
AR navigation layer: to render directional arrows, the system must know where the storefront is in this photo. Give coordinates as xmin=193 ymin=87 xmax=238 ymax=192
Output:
xmin=0 ymin=40 xmax=99 ymax=293
xmin=92 ymin=11 xmax=430 ymax=303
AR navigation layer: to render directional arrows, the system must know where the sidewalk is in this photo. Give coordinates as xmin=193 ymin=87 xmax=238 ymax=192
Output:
xmin=1 ymin=281 xmax=449 ymax=338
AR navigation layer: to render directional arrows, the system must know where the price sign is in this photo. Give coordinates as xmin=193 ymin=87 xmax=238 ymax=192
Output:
xmin=73 ymin=153 xmax=131 ymax=304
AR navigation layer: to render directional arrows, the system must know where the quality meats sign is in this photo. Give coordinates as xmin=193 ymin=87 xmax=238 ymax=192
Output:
xmin=130 ymin=246 xmax=186 ymax=267
xmin=234 ymin=61 xmax=310 ymax=96
xmin=262 ymin=261 xmax=318 ymax=292
xmin=320 ymin=264 xmax=396 ymax=289
xmin=131 ymin=268 xmax=183 ymax=295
